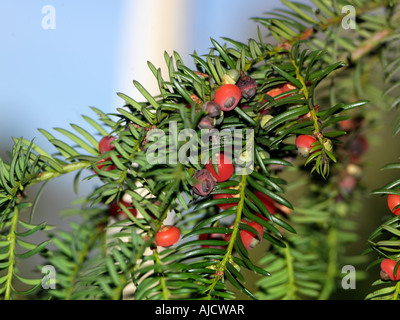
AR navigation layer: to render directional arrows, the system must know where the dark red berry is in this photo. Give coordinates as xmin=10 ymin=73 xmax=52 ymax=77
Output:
xmin=99 ymin=135 xmax=116 ymax=154
xmin=155 ymin=225 xmax=181 ymax=247
xmin=349 ymin=135 xmax=368 ymax=163
xmin=202 ymin=101 xmax=221 ymax=118
xmin=109 ymin=199 xmax=138 ymax=218
xmin=192 ymin=169 xmax=216 ymax=196
xmin=213 ymin=84 xmax=242 ymax=111
xmin=236 ymin=73 xmax=257 ymax=99
xmin=94 ymin=157 xmax=117 ymax=173
xmin=197 ymin=116 xmax=216 ymax=130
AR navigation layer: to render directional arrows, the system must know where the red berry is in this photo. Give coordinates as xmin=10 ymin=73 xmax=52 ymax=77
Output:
xmin=99 ymin=135 xmax=116 ymax=154
xmin=266 ymin=88 xmax=282 ymax=98
xmin=198 ymin=231 xmax=226 ymax=249
xmin=387 ymin=193 xmax=400 ymax=215
xmin=295 ymin=135 xmax=317 ymax=156
xmin=339 ymin=176 xmax=357 ymax=194
xmin=205 ymin=152 xmax=234 ymax=182
xmin=109 ymin=199 xmax=137 ymax=218
xmin=258 ymin=99 xmax=271 ymax=116
xmin=279 ymin=83 xmax=296 ymax=99
xmin=240 ymin=221 xmax=263 ymax=249
xmin=280 ymin=82 xmax=296 ymax=93
xmin=339 ymin=119 xmax=359 ymax=131
xmin=253 ymin=191 xmax=276 ymax=217
xmin=213 ymin=193 xmax=239 ymax=210
xmin=380 ymin=259 xmax=400 ymax=281
xmin=224 ymin=220 xmax=263 ymax=250
xmin=213 ymin=84 xmax=242 ymax=111
xmin=155 ymin=225 xmax=181 ymax=247
xmin=94 ymin=157 xmax=117 ymax=173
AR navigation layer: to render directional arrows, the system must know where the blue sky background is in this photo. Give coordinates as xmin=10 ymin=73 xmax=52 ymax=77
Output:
xmin=0 ymin=0 xmax=281 ymax=151
xmin=0 ymin=1 xmax=125 ymax=149
xmin=0 ymin=0 xmax=282 ymax=226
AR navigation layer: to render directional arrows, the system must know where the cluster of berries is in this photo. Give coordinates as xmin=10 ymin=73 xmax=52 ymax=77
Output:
xmin=381 ymin=186 xmax=400 ymax=281
xmin=190 ymin=72 xmax=296 ymax=250
xmin=94 ymin=71 xmax=295 ymax=249
xmin=337 ymin=119 xmax=399 ymax=282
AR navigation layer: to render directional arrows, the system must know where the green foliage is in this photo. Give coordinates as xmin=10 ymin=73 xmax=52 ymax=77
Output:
xmin=366 ymin=163 xmax=400 ymax=300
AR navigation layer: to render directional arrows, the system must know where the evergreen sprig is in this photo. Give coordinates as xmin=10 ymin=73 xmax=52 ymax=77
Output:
xmin=0 ymin=0 xmax=398 ymax=300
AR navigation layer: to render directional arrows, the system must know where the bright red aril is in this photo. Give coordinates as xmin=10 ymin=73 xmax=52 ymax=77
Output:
xmin=205 ymin=152 xmax=234 ymax=182
xmin=295 ymin=135 xmax=318 ymax=157
xmin=155 ymin=225 xmax=181 ymax=247
xmin=380 ymin=259 xmax=400 ymax=281
xmin=387 ymin=193 xmax=400 ymax=216
xmin=213 ymin=84 xmax=242 ymax=111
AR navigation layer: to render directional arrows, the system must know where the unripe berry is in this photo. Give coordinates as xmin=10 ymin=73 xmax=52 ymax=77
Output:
xmin=295 ymin=135 xmax=317 ymax=157
xmin=213 ymin=84 xmax=242 ymax=111
xmin=205 ymin=152 xmax=234 ymax=182
xmin=346 ymin=163 xmax=363 ymax=178
xmin=192 ymin=169 xmax=216 ymax=196
xmin=261 ymin=114 xmax=274 ymax=129
xmin=323 ymin=138 xmax=333 ymax=152
xmin=380 ymin=259 xmax=400 ymax=281
xmin=387 ymin=193 xmax=400 ymax=215
xmin=155 ymin=225 xmax=181 ymax=247
xmin=99 ymin=135 xmax=116 ymax=154
xmin=221 ymin=69 xmax=240 ymax=85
